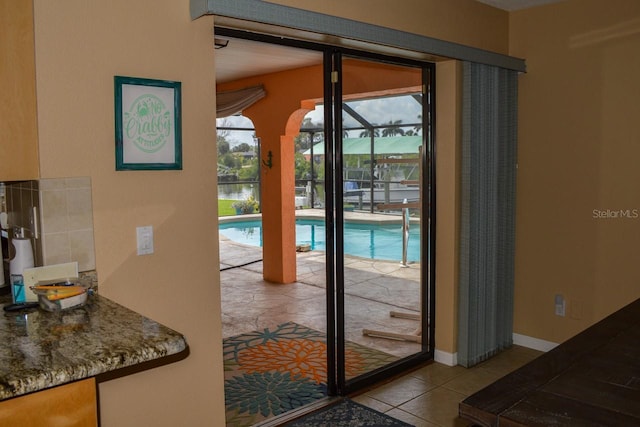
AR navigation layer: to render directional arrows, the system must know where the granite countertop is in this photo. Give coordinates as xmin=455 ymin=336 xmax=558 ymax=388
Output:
xmin=0 ymin=293 xmax=187 ymax=400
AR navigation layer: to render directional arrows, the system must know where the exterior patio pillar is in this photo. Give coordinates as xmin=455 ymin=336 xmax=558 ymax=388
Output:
xmin=260 ymin=107 xmax=311 ymax=284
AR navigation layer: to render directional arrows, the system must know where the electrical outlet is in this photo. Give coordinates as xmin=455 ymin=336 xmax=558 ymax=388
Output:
xmin=554 ymin=294 xmax=565 ymax=317
xmin=136 ymin=226 xmax=154 ymax=255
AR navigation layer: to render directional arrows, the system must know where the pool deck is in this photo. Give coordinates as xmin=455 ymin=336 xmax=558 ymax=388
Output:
xmin=219 ymin=213 xmax=424 ymax=358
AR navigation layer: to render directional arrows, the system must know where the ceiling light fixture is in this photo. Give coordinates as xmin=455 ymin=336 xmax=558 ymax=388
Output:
xmin=214 ymin=38 xmax=229 ymax=49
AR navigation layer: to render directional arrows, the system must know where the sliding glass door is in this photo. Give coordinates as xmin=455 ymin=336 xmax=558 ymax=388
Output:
xmin=214 ymin=27 xmax=435 ymax=401
xmin=325 ymin=52 xmax=435 ymax=395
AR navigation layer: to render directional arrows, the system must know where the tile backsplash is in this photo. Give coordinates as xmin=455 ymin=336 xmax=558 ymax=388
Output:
xmin=38 ymin=177 xmax=96 ymax=271
xmin=4 ymin=177 xmax=96 ymax=272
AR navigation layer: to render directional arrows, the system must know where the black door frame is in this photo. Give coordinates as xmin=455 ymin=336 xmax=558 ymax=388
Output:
xmin=215 ymin=27 xmax=436 ymax=396
xmin=328 ymin=50 xmax=436 ymax=395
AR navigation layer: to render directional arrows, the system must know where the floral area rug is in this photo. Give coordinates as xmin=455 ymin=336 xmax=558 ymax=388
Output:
xmin=223 ymin=322 xmax=398 ymax=427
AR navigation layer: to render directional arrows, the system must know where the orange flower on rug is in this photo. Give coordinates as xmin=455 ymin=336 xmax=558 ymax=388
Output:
xmin=223 ymin=322 xmax=398 ymax=427
xmin=238 ymin=338 xmax=364 ymax=383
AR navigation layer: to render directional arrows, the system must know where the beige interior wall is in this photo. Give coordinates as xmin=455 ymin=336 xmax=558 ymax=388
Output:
xmin=0 ymin=0 xmax=39 ymax=180
xmin=434 ymin=61 xmax=462 ymax=355
xmin=27 ymin=0 xmax=512 ymax=423
xmin=32 ymin=1 xmax=223 ymax=426
xmin=510 ymin=0 xmax=640 ymax=343
xmin=27 ymin=1 xmax=640 ymax=417
xmin=266 ymin=0 xmax=510 ymax=54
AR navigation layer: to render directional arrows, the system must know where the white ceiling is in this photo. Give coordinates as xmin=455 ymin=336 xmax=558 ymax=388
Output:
xmin=215 ymin=37 xmax=322 ymax=84
xmin=215 ymin=1 xmax=566 ymax=84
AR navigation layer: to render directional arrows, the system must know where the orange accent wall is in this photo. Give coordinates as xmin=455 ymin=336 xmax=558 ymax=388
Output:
xmin=217 ymin=59 xmax=421 ymax=283
xmin=218 ymin=62 xmax=324 ymax=283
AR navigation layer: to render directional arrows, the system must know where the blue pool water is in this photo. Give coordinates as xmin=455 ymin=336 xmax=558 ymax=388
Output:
xmin=219 ymin=218 xmax=421 ymax=262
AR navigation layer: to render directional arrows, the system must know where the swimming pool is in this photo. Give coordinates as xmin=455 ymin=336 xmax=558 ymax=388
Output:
xmin=219 ymin=218 xmax=421 ymax=262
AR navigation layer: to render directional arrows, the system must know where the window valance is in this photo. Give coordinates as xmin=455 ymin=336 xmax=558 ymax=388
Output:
xmin=216 ymin=85 xmax=266 ymax=117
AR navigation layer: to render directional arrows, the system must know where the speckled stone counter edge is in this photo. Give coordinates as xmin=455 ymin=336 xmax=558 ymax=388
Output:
xmin=0 ymin=294 xmax=187 ymax=400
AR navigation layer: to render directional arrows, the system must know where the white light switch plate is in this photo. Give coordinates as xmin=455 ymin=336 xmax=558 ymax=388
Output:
xmin=136 ymin=226 xmax=154 ymax=255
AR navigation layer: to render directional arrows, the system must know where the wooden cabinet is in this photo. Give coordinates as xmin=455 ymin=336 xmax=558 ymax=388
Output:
xmin=0 ymin=0 xmax=40 ymax=180
xmin=0 ymin=378 xmax=98 ymax=427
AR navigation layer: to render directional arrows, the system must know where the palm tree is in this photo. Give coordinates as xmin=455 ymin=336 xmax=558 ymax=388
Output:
xmin=359 ymin=128 xmax=379 ymax=138
xmin=381 ymin=120 xmax=405 ymax=137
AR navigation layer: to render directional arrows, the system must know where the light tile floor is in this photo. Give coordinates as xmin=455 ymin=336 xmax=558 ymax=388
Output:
xmin=219 ymin=237 xmax=542 ymax=426
xmin=351 ymin=344 xmax=541 ymax=426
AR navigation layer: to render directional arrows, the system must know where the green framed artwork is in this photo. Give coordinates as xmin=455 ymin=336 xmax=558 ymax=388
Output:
xmin=114 ymin=76 xmax=182 ymax=170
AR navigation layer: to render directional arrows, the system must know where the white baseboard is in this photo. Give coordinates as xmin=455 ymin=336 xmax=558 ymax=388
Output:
xmin=434 ymin=334 xmax=557 ymax=367
xmin=512 ymin=333 xmax=558 ymax=352
xmin=434 ymin=349 xmax=457 ymax=366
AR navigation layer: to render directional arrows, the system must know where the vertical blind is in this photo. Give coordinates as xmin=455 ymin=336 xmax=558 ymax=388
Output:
xmin=458 ymin=61 xmax=518 ymax=367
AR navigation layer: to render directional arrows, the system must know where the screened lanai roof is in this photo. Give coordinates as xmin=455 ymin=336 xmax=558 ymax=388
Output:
xmin=216 ymin=90 xmax=424 ymax=151
xmin=304 ymin=135 xmax=422 ymax=155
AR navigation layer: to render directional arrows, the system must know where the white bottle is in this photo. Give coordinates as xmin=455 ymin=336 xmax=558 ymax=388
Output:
xmin=10 ymin=229 xmax=34 ymax=277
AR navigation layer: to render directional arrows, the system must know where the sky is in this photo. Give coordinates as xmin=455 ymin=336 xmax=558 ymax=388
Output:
xmin=216 ymin=115 xmax=257 ymax=147
xmin=216 ymin=93 xmax=422 ymax=147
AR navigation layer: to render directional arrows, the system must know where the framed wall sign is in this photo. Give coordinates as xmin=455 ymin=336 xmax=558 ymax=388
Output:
xmin=114 ymin=76 xmax=182 ymax=170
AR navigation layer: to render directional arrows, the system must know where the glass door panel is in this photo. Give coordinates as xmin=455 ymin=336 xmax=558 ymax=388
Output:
xmin=335 ymin=56 xmax=433 ymax=392
xmin=294 ymin=50 xmax=435 ymax=396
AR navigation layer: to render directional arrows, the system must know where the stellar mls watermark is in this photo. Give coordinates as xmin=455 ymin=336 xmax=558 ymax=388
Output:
xmin=592 ymin=208 xmax=639 ymax=219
